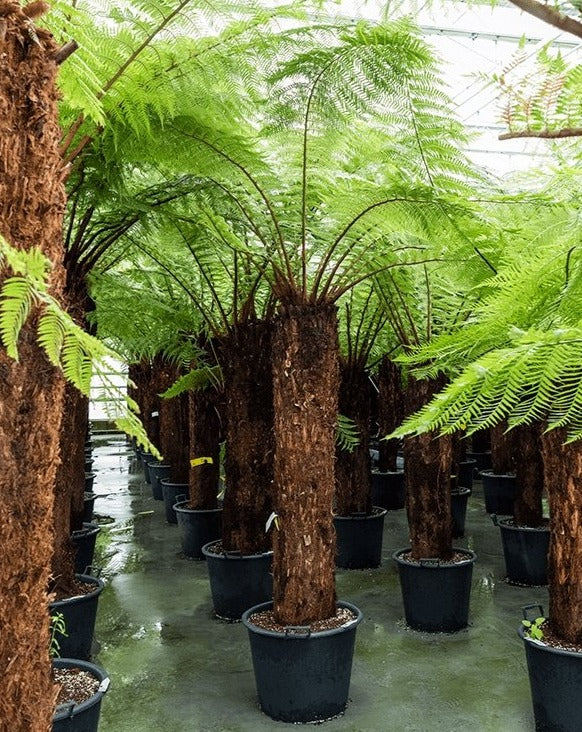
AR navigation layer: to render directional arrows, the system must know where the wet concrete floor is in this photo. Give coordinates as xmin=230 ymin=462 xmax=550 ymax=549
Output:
xmin=89 ymin=434 xmax=545 ymax=731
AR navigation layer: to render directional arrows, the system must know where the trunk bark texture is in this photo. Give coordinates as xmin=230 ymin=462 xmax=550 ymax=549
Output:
xmin=272 ymin=304 xmax=338 ymax=625
xmin=450 ymin=432 xmax=464 ymax=491
xmin=378 ymin=356 xmax=403 ymax=472
xmin=490 ymin=422 xmax=515 ymax=474
xmin=51 ymin=380 xmax=89 ymax=592
xmin=52 ymin=283 xmax=90 ymax=591
xmin=513 ymin=423 xmax=544 ymax=527
xmin=129 ymin=358 xmax=162 ymax=447
xmin=219 ymin=320 xmax=274 ymax=555
xmin=335 ymin=360 xmax=372 ymax=515
xmin=158 ymin=362 xmax=189 ymax=482
xmin=188 ymin=386 xmax=221 ymax=509
xmin=541 ymin=428 xmax=582 ymax=644
xmin=404 ymin=376 xmax=453 ymax=559
xmin=0 ymin=5 xmax=67 ymax=727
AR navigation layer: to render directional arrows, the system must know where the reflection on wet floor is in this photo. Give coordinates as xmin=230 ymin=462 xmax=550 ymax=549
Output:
xmin=90 ymin=434 xmax=544 ymax=732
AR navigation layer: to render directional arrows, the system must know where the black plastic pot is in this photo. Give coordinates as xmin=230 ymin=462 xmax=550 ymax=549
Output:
xmin=520 ymin=608 xmax=582 ymax=731
xmin=451 ymin=487 xmax=471 ymax=539
xmin=149 ymin=463 xmax=171 ymax=501
xmin=84 ymin=472 xmax=96 ymax=493
xmin=333 ymin=507 xmax=387 ymax=569
xmin=202 ymin=540 xmax=273 ymax=620
xmin=371 ymin=470 xmax=405 ymax=511
xmin=71 ymin=523 xmax=101 ymax=575
xmin=466 ymin=450 xmax=492 ymax=473
xmin=480 ymin=470 xmax=516 ymax=515
xmin=83 ymin=492 xmax=96 ymax=523
xmin=393 ymin=547 xmax=476 ymax=632
xmin=49 ymin=574 xmax=105 ymax=660
xmin=458 ymin=459 xmax=477 ymax=490
xmin=52 ymin=658 xmax=110 ymax=732
xmin=493 ymin=517 xmax=549 ymax=586
xmin=139 ymin=451 xmax=155 ymax=484
xmin=242 ymin=600 xmax=363 ymax=723
xmin=173 ymin=502 xmax=222 ymax=559
xmin=161 ymin=480 xmax=189 ymax=524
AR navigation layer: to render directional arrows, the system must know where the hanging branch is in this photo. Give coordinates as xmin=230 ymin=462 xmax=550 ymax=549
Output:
xmin=508 ymin=0 xmax=582 ymax=40
xmin=499 ymin=127 xmax=582 ymax=140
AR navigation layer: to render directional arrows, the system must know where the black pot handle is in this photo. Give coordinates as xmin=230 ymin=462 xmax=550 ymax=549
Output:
xmin=284 ymin=625 xmax=311 ymax=638
xmin=175 ymin=494 xmax=187 ymax=504
xmin=490 ymin=513 xmax=499 ymax=526
xmin=222 ymin=549 xmax=242 ymax=559
xmin=522 ymin=604 xmax=545 ymax=621
xmin=56 ymin=702 xmax=76 ymax=719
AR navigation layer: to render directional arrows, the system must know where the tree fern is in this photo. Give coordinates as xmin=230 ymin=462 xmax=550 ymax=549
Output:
xmin=0 ymin=235 xmax=159 ymax=456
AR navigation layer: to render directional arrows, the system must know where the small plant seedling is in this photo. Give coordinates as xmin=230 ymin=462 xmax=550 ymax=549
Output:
xmin=50 ymin=612 xmax=68 ymax=657
xmin=522 ymin=616 xmax=545 ymax=641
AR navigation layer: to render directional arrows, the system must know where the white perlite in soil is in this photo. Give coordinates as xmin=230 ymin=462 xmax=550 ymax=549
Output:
xmin=54 ymin=668 xmax=99 ymax=707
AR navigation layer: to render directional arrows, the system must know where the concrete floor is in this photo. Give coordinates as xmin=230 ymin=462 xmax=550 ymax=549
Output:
xmin=88 ymin=435 xmax=546 ymax=731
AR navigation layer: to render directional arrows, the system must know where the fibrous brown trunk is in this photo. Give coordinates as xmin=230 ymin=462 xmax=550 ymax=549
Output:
xmin=513 ymin=423 xmax=544 ymax=527
xmin=404 ymin=376 xmax=453 ymax=559
xmin=490 ymin=422 xmax=514 ymax=474
xmin=52 ymin=283 xmax=90 ymax=591
xmin=158 ymin=362 xmax=189 ymax=483
xmin=128 ymin=357 xmax=163 ymax=447
xmin=335 ymin=360 xmax=372 ymax=516
xmin=51 ymin=380 xmax=89 ymax=592
xmin=450 ymin=432 xmax=464 ymax=491
xmin=378 ymin=356 xmax=403 ymax=472
xmin=540 ymin=428 xmax=582 ymax=644
xmin=219 ymin=320 xmax=274 ymax=555
xmin=0 ymin=4 xmax=67 ymax=727
xmin=272 ymin=304 xmax=338 ymax=625
xmin=188 ymin=386 xmax=221 ymax=509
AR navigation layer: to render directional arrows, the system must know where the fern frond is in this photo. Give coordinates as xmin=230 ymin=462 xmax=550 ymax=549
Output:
xmin=161 ymin=365 xmax=223 ymax=398
xmin=0 ymin=277 xmax=36 ymax=361
xmin=337 ymin=414 xmax=360 ymax=452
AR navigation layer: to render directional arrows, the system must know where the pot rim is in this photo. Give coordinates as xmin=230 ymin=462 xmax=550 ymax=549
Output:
xmin=371 ymin=468 xmax=404 ymax=477
xmin=519 ymin=624 xmax=582 ymax=658
xmin=173 ymin=501 xmax=221 ymax=515
xmin=241 ymin=600 xmax=363 ymax=640
xmin=201 ymin=539 xmax=272 ymax=561
xmin=478 ymin=469 xmax=516 ymax=479
xmin=160 ymin=479 xmax=189 ymax=488
xmin=53 ymin=658 xmax=110 ymax=721
xmin=392 ymin=546 xmax=477 ymax=566
xmin=49 ymin=574 xmax=105 ymax=609
xmin=333 ymin=506 xmax=388 ymax=520
xmin=450 ymin=486 xmax=472 ymax=496
xmin=70 ymin=522 xmax=101 ymax=540
xmin=498 ymin=517 xmax=549 ymax=532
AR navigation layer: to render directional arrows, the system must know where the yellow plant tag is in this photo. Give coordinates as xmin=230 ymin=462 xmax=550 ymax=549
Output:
xmin=190 ymin=456 xmax=214 ymax=467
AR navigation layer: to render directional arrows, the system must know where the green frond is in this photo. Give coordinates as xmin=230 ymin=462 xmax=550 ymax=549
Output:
xmin=0 ymin=277 xmax=36 ymax=361
xmin=337 ymin=414 xmax=360 ymax=452
xmin=161 ymin=365 xmax=223 ymax=398
xmin=37 ymin=310 xmax=67 ymax=367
